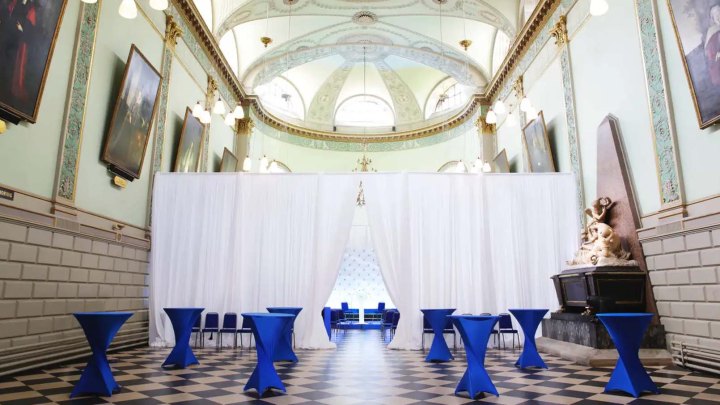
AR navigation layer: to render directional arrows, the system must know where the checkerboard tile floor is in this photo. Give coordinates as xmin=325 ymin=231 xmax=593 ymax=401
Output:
xmin=1 ymin=330 xmax=719 ymax=404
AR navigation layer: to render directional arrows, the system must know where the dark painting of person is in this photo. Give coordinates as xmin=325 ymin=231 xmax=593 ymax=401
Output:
xmin=102 ymin=45 xmax=161 ymax=179
xmin=0 ymin=0 xmax=67 ymax=123
xmin=668 ymin=0 xmax=720 ymax=128
xmin=174 ymin=107 xmax=203 ymax=173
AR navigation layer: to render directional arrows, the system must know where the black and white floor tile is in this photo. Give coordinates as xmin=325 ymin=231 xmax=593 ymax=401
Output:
xmin=1 ymin=330 xmax=719 ymax=404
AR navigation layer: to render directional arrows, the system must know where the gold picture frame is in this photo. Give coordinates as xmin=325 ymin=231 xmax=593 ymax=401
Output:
xmin=666 ymin=0 xmax=720 ymax=129
xmin=493 ymin=149 xmax=510 ymax=173
xmin=174 ymin=107 xmax=203 ymax=172
xmin=0 ymin=0 xmax=68 ymax=123
xmin=521 ymin=110 xmax=556 ymax=173
xmin=219 ymin=147 xmax=238 ymax=172
xmin=101 ymin=45 xmax=162 ymax=179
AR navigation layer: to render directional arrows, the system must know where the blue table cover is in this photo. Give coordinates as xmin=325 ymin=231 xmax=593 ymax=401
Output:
xmin=71 ymin=312 xmax=133 ymax=398
xmin=597 ymin=313 xmax=659 ymax=398
xmin=242 ymin=313 xmax=295 ymax=395
xmin=162 ymin=307 xmax=204 ymax=368
xmin=266 ymin=307 xmax=303 ymax=362
xmin=450 ymin=315 xmax=499 ymax=398
xmin=509 ymin=309 xmax=548 ymax=369
xmin=421 ymin=308 xmax=456 ymax=362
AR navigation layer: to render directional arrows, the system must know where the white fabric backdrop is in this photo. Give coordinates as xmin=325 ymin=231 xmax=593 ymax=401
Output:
xmin=149 ymin=173 xmax=357 ymax=349
xmin=362 ymin=173 xmax=579 ymax=350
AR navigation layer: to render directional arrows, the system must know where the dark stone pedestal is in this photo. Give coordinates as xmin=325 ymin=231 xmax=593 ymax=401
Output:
xmin=542 ymin=312 xmax=666 ymax=349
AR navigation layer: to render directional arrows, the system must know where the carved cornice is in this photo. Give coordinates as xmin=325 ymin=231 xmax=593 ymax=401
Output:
xmin=486 ymin=0 xmax=560 ymax=100
xmin=165 ymin=15 xmax=183 ymax=47
xmin=549 ymin=15 xmax=568 ymax=46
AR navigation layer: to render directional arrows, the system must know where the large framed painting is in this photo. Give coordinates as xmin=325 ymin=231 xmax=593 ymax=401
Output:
xmin=0 ymin=0 xmax=68 ymax=123
xmin=219 ymin=147 xmax=238 ymax=172
xmin=522 ymin=111 xmax=555 ymax=173
xmin=174 ymin=107 xmax=203 ymax=172
xmin=667 ymin=0 xmax=720 ymax=128
xmin=493 ymin=149 xmax=510 ymax=173
xmin=102 ymin=45 xmax=162 ymax=180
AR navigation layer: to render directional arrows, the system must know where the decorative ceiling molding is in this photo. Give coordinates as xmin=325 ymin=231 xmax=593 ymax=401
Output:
xmin=374 ymin=60 xmax=423 ymax=124
xmin=306 ymin=62 xmax=355 ymax=124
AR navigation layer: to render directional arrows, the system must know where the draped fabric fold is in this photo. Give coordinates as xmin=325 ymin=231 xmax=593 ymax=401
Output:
xmin=362 ymin=173 xmax=579 ymax=350
xmin=150 ymin=173 xmax=357 ymax=349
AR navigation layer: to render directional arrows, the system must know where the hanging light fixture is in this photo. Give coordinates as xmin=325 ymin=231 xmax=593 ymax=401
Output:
xmin=260 ymin=1 xmax=273 ymax=48
xmin=454 ymin=160 xmax=466 ymax=173
xmin=486 ymin=109 xmax=498 ymax=124
xmin=224 ymin=114 xmax=235 ymax=127
xmin=149 ymin=0 xmax=169 ymax=11
xmin=242 ymin=156 xmax=252 ymax=171
xmin=526 ymin=105 xmax=538 ymax=120
xmin=472 ymin=156 xmax=482 ymax=173
xmin=482 ymin=162 xmax=492 ymax=173
xmin=212 ymin=97 xmax=225 ymax=115
xmin=118 ymin=0 xmax=138 ymax=19
xmin=589 ymin=0 xmax=609 ymax=16
xmin=506 ymin=111 xmax=518 ymax=128
xmin=268 ymin=160 xmax=280 ymax=173
xmin=260 ymin=155 xmax=269 ymax=173
xmin=519 ymin=96 xmax=533 ymax=112
xmin=192 ymin=101 xmax=204 ymax=117
xmin=199 ymin=110 xmax=211 ymax=124
xmin=494 ymin=100 xmax=507 ymax=115
xmin=232 ymin=105 xmax=245 ymax=119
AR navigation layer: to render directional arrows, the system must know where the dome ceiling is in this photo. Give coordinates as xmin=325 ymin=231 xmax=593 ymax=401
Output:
xmin=193 ymin=0 xmax=521 ymax=134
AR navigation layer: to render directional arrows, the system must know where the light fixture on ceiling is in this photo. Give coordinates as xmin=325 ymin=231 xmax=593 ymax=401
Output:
xmin=482 ymin=162 xmax=492 ymax=173
xmin=268 ymin=160 xmax=280 ymax=173
xmin=232 ymin=104 xmax=245 ymax=119
xmin=486 ymin=109 xmax=498 ymax=124
xmin=459 ymin=39 xmax=472 ymax=51
xmin=590 ymin=0 xmax=609 ymax=16
xmin=192 ymin=101 xmax=204 ymax=117
xmin=260 ymin=1 xmax=272 ymax=48
xmin=260 ymin=37 xmax=273 ymax=48
xmin=242 ymin=155 xmax=252 ymax=172
xmin=199 ymin=110 xmax=211 ymax=125
xmin=519 ymin=95 xmax=533 ymax=113
xmin=260 ymin=155 xmax=269 ymax=173
xmin=454 ymin=160 xmax=466 ymax=173
xmin=494 ymin=100 xmax=507 ymax=115
xmin=149 ymin=0 xmax=169 ymax=11
xmin=212 ymin=97 xmax=226 ymax=115
xmin=119 ymin=0 xmax=138 ymax=19
xmin=472 ymin=156 xmax=482 ymax=173
xmin=224 ymin=113 xmax=235 ymax=127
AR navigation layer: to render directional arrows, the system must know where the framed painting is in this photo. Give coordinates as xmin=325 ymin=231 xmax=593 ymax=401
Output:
xmin=522 ymin=111 xmax=555 ymax=173
xmin=0 ymin=0 xmax=68 ymax=123
xmin=219 ymin=147 xmax=238 ymax=172
xmin=102 ymin=45 xmax=162 ymax=180
xmin=174 ymin=107 xmax=203 ymax=172
xmin=667 ymin=0 xmax=720 ymax=128
xmin=493 ymin=149 xmax=510 ymax=173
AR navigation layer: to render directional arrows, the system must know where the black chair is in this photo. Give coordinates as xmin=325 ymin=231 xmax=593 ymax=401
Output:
xmin=390 ymin=311 xmax=400 ymax=339
xmin=478 ymin=312 xmax=498 ymax=346
xmin=497 ymin=313 xmax=520 ymax=349
xmin=201 ymin=312 xmax=219 ymax=348
xmin=238 ymin=316 xmax=253 ymax=349
xmin=218 ymin=312 xmax=238 ymax=349
xmin=380 ymin=309 xmax=394 ymax=338
xmin=191 ymin=315 xmax=201 ymax=347
xmin=421 ymin=315 xmax=456 ymax=351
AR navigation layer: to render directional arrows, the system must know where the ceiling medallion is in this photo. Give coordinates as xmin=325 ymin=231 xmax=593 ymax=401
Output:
xmin=352 ymin=10 xmax=378 ymax=26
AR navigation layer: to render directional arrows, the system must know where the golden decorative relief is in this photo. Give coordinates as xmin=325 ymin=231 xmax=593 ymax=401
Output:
xmin=260 ymin=36 xmax=273 ymax=48
xmin=549 ymin=15 xmax=568 ymax=46
xmin=475 ymin=115 xmax=496 ymax=134
xmin=206 ymin=77 xmax=218 ymax=97
xmin=459 ymin=39 xmax=472 ymax=51
xmin=0 ymin=119 xmax=6 ymax=134
xmin=513 ymin=75 xmax=524 ymax=99
xmin=165 ymin=15 xmax=183 ymax=47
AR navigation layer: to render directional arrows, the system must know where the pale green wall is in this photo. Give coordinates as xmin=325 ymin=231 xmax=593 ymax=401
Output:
xmin=656 ymin=1 xmax=720 ymax=202
xmin=495 ymin=105 xmax=525 ymax=173
xmin=0 ymin=0 xmax=81 ymax=198
xmin=0 ymin=2 xmax=235 ymax=229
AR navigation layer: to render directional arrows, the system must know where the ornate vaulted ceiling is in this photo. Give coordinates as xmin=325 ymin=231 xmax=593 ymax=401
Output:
xmin=193 ymin=0 xmax=523 ymax=134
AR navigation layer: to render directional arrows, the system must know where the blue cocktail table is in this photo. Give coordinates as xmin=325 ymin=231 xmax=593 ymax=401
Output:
xmin=421 ymin=308 xmax=456 ymax=362
xmin=71 ymin=312 xmax=133 ymax=398
xmin=509 ymin=309 xmax=548 ymax=369
xmin=597 ymin=313 xmax=659 ymax=398
xmin=450 ymin=315 xmax=499 ymax=398
xmin=242 ymin=312 xmax=295 ymax=395
xmin=267 ymin=307 xmax=303 ymax=362
xmin=162 ymin=307 xmax=204 ymax=368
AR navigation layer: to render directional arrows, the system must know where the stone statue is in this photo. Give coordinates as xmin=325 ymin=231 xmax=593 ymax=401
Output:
xmin=568 ymin=197 xmax=634 ymax=266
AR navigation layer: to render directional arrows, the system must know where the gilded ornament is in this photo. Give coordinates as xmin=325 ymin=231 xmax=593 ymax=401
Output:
xmin=459 ymin=39 xmax=472 ymax=51
xmin=549 ymin=15 xmax=568 ymax=46
xmin=0 ymin=120 xmax=6 ymax=134
xmin=165 ymin=15 xmax=183 ymax=47
xmin=260 ymin=36 xmax=273 ymax=48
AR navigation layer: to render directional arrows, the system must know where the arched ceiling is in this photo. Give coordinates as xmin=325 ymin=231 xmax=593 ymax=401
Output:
xmin=193 ymin=0 xmax=521 ymax=133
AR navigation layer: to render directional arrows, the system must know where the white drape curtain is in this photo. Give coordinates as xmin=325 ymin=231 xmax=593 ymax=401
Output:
xmin=362 ymin=173 xmax=579 ymax=350
xmin=149 ymin=173 xmax=357 ymax=349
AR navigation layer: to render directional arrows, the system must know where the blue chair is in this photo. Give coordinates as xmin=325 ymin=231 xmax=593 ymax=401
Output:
xmin=191 ymin=314 xmax=201 ymax=347
xmin=341 ymin=302 xmax=349 ymax=312
xmin=380 ymin=310 xmax=394 ymax=338
xmin=219 ymin=312 xmax=238 ymax=349
xmin=201 ymin=312 xmax=219 ymax=348
xmin=422 ymin=314 xmax=456 ymax=351
xmin=238 ymin=316 xmax=254 ymax=349
xmin=497 ymin=313 xmax=520 ymax=350
xmin=391 ymin=311 xmax=400 ymax=338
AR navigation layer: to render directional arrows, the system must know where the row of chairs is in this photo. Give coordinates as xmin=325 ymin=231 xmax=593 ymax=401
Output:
xmin=420 ymin=312 xmax=520 ymax=351
xmin=190 ymin=312 xmax=254 ymax=349
xmin=381 ymin=310 xmax=400 ymax=340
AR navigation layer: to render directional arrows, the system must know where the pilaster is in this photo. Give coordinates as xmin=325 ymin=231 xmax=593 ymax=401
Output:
xmin=199 ymin=77 xmax=217 ymax=172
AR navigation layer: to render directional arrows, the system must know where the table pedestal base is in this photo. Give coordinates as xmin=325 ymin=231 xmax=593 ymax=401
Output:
xmin=244 ymin=359 xmax=286 ymax=394
xmin=455 ymin=365 xmax=498 ymax=399
xmin=163 ymin=344 xmax=199 ymax=369
xmin=71 ymin=353 xmax=120 ymax=398
xmin=605 ymin=358 xmax=659 ymax=398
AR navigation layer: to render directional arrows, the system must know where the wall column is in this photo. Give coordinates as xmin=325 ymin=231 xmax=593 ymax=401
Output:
xmin=199 ymin=77 xmax=217 ymax=172
xmin=635 ymin=0 xmax=685 ymax=221
xmin=551 ymin=15 xmax=586 ymax=227
xmin=53 ymin=1 xmax=101 ymax=219
xmin=475 ymin=115 xmax=496 ymax=166
xmin=235 ymin=104 xmax=253 ymax=166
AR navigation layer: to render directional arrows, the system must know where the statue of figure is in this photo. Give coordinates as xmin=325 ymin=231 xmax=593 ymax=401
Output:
xmin=568 ymin=197 xmax=634 ymax=266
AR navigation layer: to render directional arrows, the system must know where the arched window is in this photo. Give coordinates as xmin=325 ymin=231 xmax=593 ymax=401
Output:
xmin=425 ymin=78 xmax=466 ymax=119
xmin=335 ymin=95 xmax=395 ymax=127
xmin=255 ymin=77 xmax=305 ymax=120
xmin=492 ymin=31 xmax=511 ymax=76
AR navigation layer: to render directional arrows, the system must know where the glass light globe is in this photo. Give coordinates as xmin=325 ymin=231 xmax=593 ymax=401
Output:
xmin=268 ymin=161 xmax=280 ymax=173
xmin=242 ymin=156 xmax=252 ymax=171
xmin=486 ymin=110 xmax=497 ymax=124
xmin=200 ymin=110 xmax=211 ymax=124
xmin=482 ymin=162 xmax=492 ymax=173
xmin=494 ymin=100 xmax=507 ymax=115
xmin=192 ymin=101 xmax=204 ymax=117
xmin=454 ymin=160 xmax=466 ymax=173
xmin=118 ymin=0 xmax=137 ymax=19
xmin=520 ymin=96 xmax=533 ymax=112
xmin=590 ymin=0 xmax=609 ymax=16
xmin=232 ymin=105 xmax=245 ymax=119
xmin=260 ymin=155 xmax=269 ymax=173
xmin=212 ymin=98 xmax=225 ymax=115
xmin=149 ymin=0 xmax=169 ymax=11
xmin=526 ymin=106 xmax=538 ymax=120
xmin=224 ymin=113 xmax=235 ymax=127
